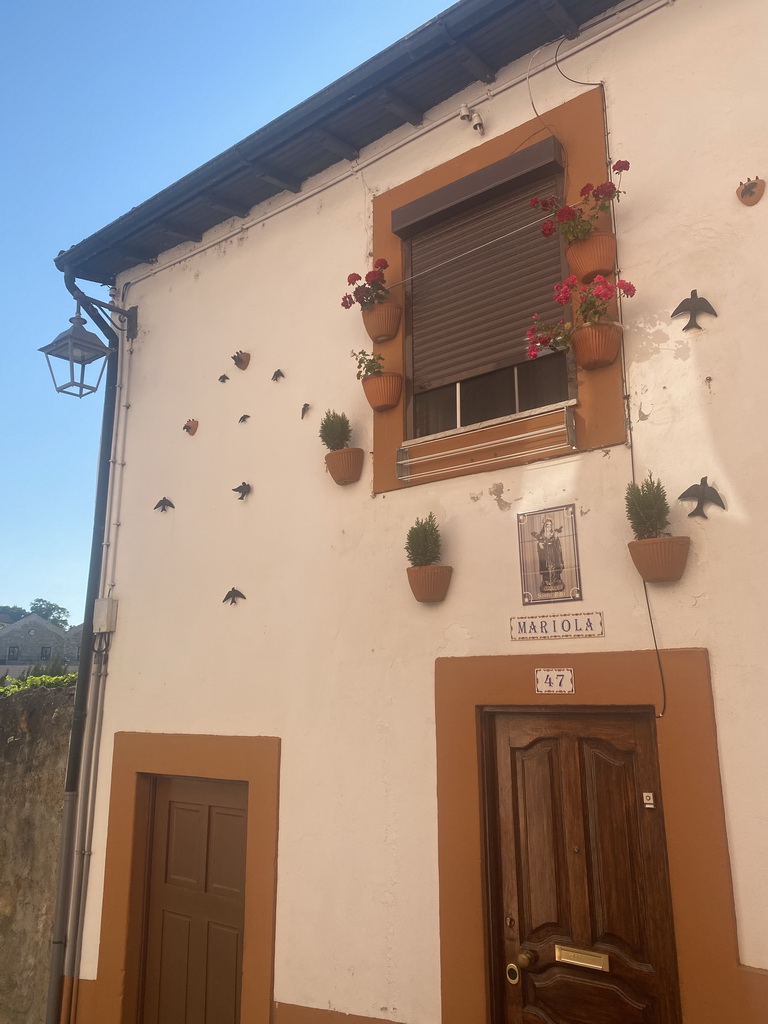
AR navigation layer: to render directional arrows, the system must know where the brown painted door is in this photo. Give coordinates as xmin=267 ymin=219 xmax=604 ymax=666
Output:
xmin=141 ymin=776 xmax=248 ymax=1024
xmin=490 ymin=710 xmax=681 ymax=1024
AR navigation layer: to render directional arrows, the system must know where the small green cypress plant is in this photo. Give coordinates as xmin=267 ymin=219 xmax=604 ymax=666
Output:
xmin=625 ymin=473 xmax=671 ymax=540
xmin=405 ymin=512 xmax=442 ymax=567
xmin=319 ymin=410 xmax=352 ymax=451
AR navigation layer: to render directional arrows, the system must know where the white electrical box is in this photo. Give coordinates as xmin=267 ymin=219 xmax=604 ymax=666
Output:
xmin=93 ymin=598 xmax=118 ymax=634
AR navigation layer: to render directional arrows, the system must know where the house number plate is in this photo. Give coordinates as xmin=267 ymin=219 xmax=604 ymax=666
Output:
xmin=535 ymin=668 xmax=575 ymax=694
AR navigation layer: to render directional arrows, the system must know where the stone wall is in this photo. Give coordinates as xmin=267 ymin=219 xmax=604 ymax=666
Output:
xmin=0 ymin=685 xmax=74 ymax=1024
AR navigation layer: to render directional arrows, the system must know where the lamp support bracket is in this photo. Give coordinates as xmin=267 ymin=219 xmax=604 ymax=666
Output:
xmin=62 ymin=266 xmax=138 ymax=344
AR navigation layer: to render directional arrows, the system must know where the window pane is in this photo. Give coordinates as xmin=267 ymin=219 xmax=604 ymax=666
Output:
xmin=460 ymin=366 xmax=516 ymax=427
xmin=516 ymin=351 xmax=569 ymax=412
xmin=414 ymin=384 xmax=456 ymax=437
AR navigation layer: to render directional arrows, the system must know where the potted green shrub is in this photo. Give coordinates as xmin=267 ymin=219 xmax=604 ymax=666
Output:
xmin=405 ymin=511 xmax=453 ymax=602
xmin=319 ymin=410 xmax=364 ymax=485
xmin=625 ymin=474 xmax=690 ymax=582
xmin=351 ymin=349 xmax=402 ymax=411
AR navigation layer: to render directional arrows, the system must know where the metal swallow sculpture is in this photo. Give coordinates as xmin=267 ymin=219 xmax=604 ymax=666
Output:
xmin=301 ymin=403 xmax=310 ymax=419
xmin=678 ymin=476 xmax=725 ymax=518
xmin=232 ymin=482 xmax=251 ymax=500
xmin=153 ymin=497 xmax=175 ymax=513
xmin=238 ymin=414 xmax=250 ymax=423
xmin=671 ymin=290 xmax=717 ymax=331
xmin=223 ymin=588 xmax=246 ymax=606
xmin=271 ymin=369 xmax=284 ymax=382
xmin=218 ymin=373 xmax=230 ymax=383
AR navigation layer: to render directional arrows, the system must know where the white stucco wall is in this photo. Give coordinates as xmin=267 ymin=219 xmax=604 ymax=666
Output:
xmin=78 ymin=0 xmax=767 ymax=1018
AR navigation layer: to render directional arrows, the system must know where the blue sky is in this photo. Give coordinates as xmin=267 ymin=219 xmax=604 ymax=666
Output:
xmin=1 ymin=0 xmax=445 ymax=624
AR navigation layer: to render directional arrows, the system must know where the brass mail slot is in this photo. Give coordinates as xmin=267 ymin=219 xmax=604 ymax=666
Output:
xmin=554 ymin=944 xmax=610 ymax=972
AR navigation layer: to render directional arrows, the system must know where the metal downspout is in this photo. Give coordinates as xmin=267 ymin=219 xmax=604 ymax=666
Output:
xmin=44 ymin=269 xmax=121 ymax=1024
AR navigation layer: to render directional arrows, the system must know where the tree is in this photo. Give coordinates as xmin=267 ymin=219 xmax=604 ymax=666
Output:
xmin=0 ymin=605 xmax=28 ymax=623
xmin=29 ymin=598 xmax=70 ymax=629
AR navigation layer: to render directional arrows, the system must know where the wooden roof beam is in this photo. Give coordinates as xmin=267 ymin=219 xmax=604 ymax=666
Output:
xmin=537 ymin=0 xmax=580 ymax=40
xmin=157 ymin=220 xmax=203 ymax=244
xmin=236 ymin=148 xmax=302 ymax=193
xmin=376 ymin=89 xmax=423 ymax=127
xmin=112 ymin=243 xmax=158 ymax=265
xmin=201 ymin=192 xmax=251 ymax=219
xmin=436 ymin=23 xmax=496 ymax=84
xmin=312 ymin=129 xmax=359 ymax=163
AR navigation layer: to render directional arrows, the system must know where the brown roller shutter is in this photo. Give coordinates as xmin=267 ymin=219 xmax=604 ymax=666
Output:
xmin=408 ymin=175 xmax=564 ymax=392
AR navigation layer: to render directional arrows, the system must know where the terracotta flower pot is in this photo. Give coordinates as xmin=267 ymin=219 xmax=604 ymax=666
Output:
xmin=628 ymin=536 xmax=691 ymax=583
xmin=571 ymin=322 xmax=622 ymax=370
xmin=407 ymin=565 xmax=453 ymax=603
xmin=324 ymin=448 xmax=364 ymax=485
xmin=361 ymin=372 xmax=402 ymax=411
xmin=362 ymin=303 xmax=402 ymax=343
xmin=565 ymin=231 xmax=617 ymax=283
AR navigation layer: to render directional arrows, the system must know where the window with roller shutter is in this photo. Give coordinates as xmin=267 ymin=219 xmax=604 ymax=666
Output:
xmin=393 ymin=141 xmax=571 ymax=439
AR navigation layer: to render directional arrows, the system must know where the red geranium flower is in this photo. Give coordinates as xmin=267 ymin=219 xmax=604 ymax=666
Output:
xmin=612 ymin=159 xmax=630 ymax=173
xmin=556 ymin=205 xmax=577 ymax=223
xmin=580 ymin=183 xmax=594 ymax=197
xmin=541 ymin=220 xmax=555 ymax=237
xmin=340 ymin=259 xmax=391 ymax=309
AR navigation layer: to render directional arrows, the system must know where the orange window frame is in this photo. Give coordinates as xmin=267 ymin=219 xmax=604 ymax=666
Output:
xmin=370 ymin=87 xmax=626 ymax=493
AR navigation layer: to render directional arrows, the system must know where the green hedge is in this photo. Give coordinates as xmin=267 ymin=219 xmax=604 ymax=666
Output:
xmin=0 ymin=673 xmax=77 ymax=698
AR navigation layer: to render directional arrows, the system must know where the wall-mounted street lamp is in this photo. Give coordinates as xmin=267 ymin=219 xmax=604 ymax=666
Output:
xmin=44 ymin=270 xmax=137 ymax=1024
xmin=39 ymin=292 xmax=137 ymax=397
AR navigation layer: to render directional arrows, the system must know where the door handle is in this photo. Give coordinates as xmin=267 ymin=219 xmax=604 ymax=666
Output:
xmin=506 ymin=949 xmax=538 ymax=984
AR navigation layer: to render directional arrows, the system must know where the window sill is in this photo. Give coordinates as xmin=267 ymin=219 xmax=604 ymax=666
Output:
xmin=396 ymin=403 xmax=577 ymax=484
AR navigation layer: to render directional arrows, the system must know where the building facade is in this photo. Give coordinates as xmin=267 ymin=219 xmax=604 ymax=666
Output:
xmin=0 ymin=614 xmax=81 ymax=671
xmin=51 ymin=1 xmax=767 ymax=1022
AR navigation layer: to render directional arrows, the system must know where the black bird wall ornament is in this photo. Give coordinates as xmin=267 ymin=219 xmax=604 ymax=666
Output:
xmin=218 ymin=374 xmax=229 ymax=383
xmin=671 ymin=290 xmax=717 ymax=331
xmin=183 ymin=419 xmax=199 ymax=435
xmin=301 ymin=403 xmax=310 ymax=419
xmin=223 ymin=588 xmax=246 ymax=606
xmin=271 ymin=369 xmax=284 ymax=382
xmin=238 ymin=414 xmax=250 ymax=423
xmin=153 ymin=497 xmax=175 ymax=513
xmin=678 ymin=477 xmax=725 ymax=518
xmin=232 ymin=482 xmax=251 ymax=500
xmin=232 ymin=350 xmax=250 ymax=370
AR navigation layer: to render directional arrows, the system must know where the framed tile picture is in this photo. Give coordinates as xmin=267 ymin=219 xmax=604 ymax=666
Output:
xmin=517 ymin=503 xmax=583 ymax=605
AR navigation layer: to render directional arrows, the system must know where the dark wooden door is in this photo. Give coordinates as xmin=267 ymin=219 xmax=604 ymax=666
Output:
xmin=489 ymin=710 xmax=681 ymax=1024
xmin=141 ymin=776 xmax=248 ymax=1024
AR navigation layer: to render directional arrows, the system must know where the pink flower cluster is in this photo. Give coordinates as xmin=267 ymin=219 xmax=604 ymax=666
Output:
xmin=341 ymin=258 xmax=390 ymax=309
xmin=526 ymin=274 xmax=637 ymax=359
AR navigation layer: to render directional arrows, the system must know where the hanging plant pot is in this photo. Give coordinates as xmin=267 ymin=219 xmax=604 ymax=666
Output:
xmin=566 ymin=232 xmax=617 ymax=283
xmin=362 ymin=303 xmax=402 ymax=343
xmin=361 ymin=372 xmax=402 ymax=411
xmin=324 ymin=448 xmax=364 ymax=485
xmin=628 ymin=536 xmax=691 ymax=583
xmin=407 ymin=565 xmax=453 ymax=603
xmin=571 ymin=322 xmax=622 ymax=370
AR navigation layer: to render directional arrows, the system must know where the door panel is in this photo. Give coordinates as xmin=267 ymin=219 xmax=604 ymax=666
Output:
xmin=142 ymin=777 xmax=248 ymax=1024
xmin=490 ymin=711 xmax=681 ymax=1024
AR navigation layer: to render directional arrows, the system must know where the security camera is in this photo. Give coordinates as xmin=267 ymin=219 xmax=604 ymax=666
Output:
xmin=471 ymin=112 xmax=485 ymax=135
